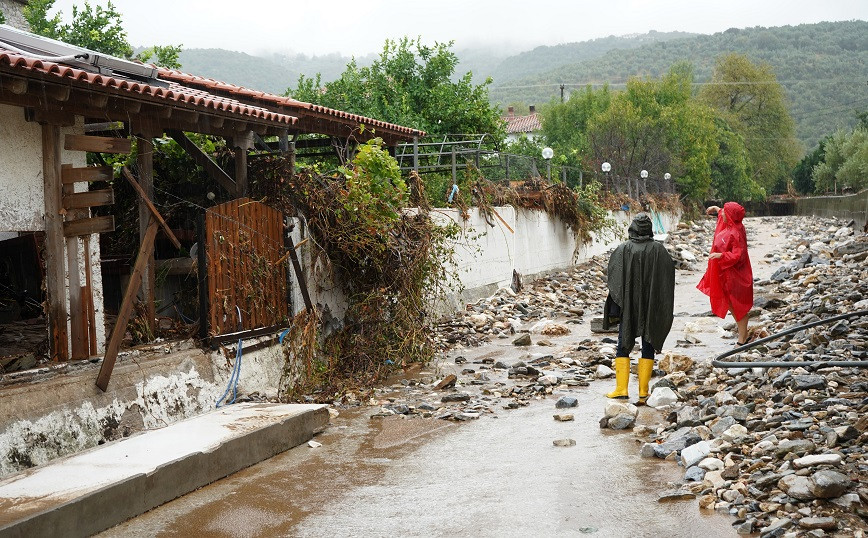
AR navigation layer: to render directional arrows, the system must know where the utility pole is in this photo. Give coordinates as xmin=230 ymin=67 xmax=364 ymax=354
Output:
xmin=560 ymin=84 xmax=565 ymax=103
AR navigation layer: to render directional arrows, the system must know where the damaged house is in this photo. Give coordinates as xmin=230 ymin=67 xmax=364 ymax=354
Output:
xmin=0 ymin=24 xmax=422 ymax=476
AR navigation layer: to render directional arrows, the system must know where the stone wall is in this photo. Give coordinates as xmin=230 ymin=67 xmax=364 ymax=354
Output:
xmin=795 ymin=189 xmax=868 ymax=228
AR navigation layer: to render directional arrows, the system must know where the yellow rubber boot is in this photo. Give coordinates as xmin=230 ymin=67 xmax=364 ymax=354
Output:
xmin=606 ymin=357 xmax=630 ymax=399
xmin=637 ymin=357 xmax=654 ymax=406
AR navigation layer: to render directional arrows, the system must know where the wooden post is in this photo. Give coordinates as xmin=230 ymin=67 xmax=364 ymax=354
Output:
xmin=505 ymin=154 xmax=510 ymax=181
xmin=413 ymin=136 xmax=419 ymax=172
xmin=234 ymin=132 xmax=253 ymax=197
xmin=97 ymin=219 xmax=158 ymax=391
xmin=451 ymin=148 xmax=457 ymax=185
xmin=41 ymin=124 xmax=69 ymax=361
xmin=62 ymin=165 xmax=87 ymax=360
xmin=136 ymin=136 xmax=156 ymax=338
xmin=285 ymin=222 xmax=313 ymax=312
xmin=197 ymin=212 xmax=209 ymax=340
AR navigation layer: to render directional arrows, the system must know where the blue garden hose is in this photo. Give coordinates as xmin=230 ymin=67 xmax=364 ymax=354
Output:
xmin=216 ymin=306 xmax=243 ymax=408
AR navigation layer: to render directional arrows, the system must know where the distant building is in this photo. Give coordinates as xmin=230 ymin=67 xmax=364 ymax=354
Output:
xmin=0 ymin=0 xmax=29 ymax=31
xmin=503 ymin=105 xmax=541 ymax=144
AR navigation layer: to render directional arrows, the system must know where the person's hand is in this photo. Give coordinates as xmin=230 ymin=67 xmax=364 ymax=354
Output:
xmin=709 ymin=252 xmax=722 ymax=259
xmin=706 ymin=205 xmax=720 ymax=216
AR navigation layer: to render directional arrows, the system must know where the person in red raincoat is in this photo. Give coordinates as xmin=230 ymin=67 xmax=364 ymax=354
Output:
xmin=697 ymin=202 xmax=753 ymax=345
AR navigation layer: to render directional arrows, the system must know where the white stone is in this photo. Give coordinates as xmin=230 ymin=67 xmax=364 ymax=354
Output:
xmin=680 ymin=249 xmax=697 ymax=262
xmin=646 ymin=387 xmax=679 ymax=408
xmin=469 ymin=314 xmax=488 ymax=327
xmin=699 ymin=457 xmax=725 ymax=471
xmin=721 ymin=424 xmax=749 ymax=443
xmin=308 ymin=440 xmax=322 ymax=448
xmin=703 ymin=470 xmax=725 ymax=490
xmin=605 ymin=401 xmax=638 ymax=419
xmin=681 ymin=441 xmax=711 ymax=468
xmin=598 ymin=344 xmax=617 ymax=357
xmin=793 ymin=453 xmax=842 ymax=469
xmin=596 ymin=365 xmax=615 ymax=379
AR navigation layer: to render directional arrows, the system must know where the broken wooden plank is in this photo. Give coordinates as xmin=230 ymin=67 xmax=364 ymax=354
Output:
xmin=64 ymin=134 xmax=131 ymax=154
xmin=97 ymin=219 xmax=159 ymax=391
xmin=63 ymin=216 xmax=115 ymax=237
xmin=61 ymin=165 xmax=113 ymax=184
xmin=62 ymin=189 xmax=114 ymax=209
xmin=122 ymin=166 xmax=181 ymax=249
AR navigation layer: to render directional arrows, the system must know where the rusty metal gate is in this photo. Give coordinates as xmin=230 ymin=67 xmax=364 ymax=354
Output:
xmin=204 ymin=198 xmax=287 ymax=336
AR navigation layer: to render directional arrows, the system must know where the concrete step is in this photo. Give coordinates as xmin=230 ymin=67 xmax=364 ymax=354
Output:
xmin=0 ymin=403 xmax=327 ymax=538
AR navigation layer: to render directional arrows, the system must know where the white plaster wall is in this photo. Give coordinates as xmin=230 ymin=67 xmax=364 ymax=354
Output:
xmin=0 ymin=103 xmax=44 ymax=231
xmin=513 ymin=208 xmax=577 ymax=276
xmin=0 ymin=104 xmax=107 ymax=354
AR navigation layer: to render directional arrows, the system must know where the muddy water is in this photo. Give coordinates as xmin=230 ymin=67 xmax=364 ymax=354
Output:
xmin=100 ymin=217 xmax=784 ymax=537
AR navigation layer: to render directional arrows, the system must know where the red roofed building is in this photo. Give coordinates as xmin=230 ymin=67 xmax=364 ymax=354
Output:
xmin=503 ymin=105 xmax=542 ymax=144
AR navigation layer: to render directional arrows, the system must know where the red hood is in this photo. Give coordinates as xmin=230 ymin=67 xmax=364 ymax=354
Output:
xmin=723 ymin=202 xmax=745 ymax=226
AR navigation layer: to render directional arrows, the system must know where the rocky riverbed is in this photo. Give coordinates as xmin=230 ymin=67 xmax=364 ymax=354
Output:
xmin=343 ymin=215 xmax=865 ymax=537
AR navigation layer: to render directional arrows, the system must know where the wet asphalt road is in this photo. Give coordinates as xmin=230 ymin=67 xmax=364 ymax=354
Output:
xmin=99 ymin=218 xmax=780 ymax=537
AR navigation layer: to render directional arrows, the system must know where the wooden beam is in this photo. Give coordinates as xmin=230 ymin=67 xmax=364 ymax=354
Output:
xmin=167 ymin=129 xmax=237 ymax=195
xmin=61 ymin=165 xmax=87 ymax=360
xmin=96 ymin=218 xmax=159 ymax=391
xmin=135 ymin=138 xmax=156 ymax=337
xmin=234 ymin=144 xmax=248 ymax=197
xmin=63 ymin=215 xmax=115 ymax=237
xmin=41 ymin=124 xmax=69 ymax=361
xmin=63 ymin=189 xmax=115 ymax=209
xmin=8 ymin=78 xmax=27 ymax=95
xmin=85 ymin=93 xmax=108 ymax=109
xmin=64 ymin=134 xmax=131 ymax=154
xmin=46 ymin=85 xmax=71 ymax=102
xmin=62 ymin=165 xmax=113 ymax=184
xmin=122 ymin=166 xmax=181 ymax=249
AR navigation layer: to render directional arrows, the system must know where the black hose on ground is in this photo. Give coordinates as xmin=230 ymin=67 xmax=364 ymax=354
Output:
xmin=711 ymin=309 xmax=868 ymax=369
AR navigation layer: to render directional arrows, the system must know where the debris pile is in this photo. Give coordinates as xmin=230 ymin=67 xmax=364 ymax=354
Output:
xmin=634 ymin=217 xmax=867 ymax=537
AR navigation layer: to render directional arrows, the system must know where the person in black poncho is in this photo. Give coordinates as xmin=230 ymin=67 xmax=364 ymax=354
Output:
xmin=603 ymin=213 xmax=675 ymax=405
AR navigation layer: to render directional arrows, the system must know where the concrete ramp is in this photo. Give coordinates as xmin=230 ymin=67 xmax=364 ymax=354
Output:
xmin=0 ymin=403 xmax=328 ymax=538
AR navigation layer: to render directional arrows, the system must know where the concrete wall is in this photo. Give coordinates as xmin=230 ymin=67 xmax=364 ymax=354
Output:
xmin=0 ymin=104 xmax=107 ymax=354
xmin=0 ymin=338 xmax=287 ymax=478
xmin=795 ymin=189 xmax=868 ymax=227
xmin=0 ymin=0 xmax=29 ymax=31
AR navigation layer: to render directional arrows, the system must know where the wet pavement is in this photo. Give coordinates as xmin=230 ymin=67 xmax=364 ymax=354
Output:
xmin=99 ymin=217 xmax=783 ymax=537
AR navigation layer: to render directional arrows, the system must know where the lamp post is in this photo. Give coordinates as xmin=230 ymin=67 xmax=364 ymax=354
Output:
xmin=664 ymin=172 xmax=671 ymax=193
xmin=640 ymin=169 xmax=648 ymax=197
xmin=542 ymin=147 xmax=554 ymax=181
xmin=601 ymin=161 xmax=611 ymax=192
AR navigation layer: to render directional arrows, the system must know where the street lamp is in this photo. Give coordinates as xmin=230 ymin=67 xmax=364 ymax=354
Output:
xmin=664 ymin=172 xmax=672 ymax=193
xmin=601 ymin=161 xmax=611 ymax=191
xmin=640 ymin=169 xmax=648 ymax=197
xmin=542 ymin=147 xmax=554 ymax=181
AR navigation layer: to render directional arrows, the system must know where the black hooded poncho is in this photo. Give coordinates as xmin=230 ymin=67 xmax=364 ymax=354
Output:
xmin=603 ymin=214 xmax=675 ymax=354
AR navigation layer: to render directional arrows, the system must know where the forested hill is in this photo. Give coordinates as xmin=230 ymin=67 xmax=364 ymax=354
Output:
xmin=489 ymin=21 xmax=868 ymax=150
xmin=488 ymin=30 xmax=698 ymax=84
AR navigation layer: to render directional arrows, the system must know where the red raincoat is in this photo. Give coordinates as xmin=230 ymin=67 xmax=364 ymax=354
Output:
xmin=697 ymin=202 xmax=753 ymax=321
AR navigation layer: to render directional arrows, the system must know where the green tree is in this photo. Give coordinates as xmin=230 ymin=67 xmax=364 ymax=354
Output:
xmin=812 ymin=128 xmax=868 ymax=193
xmin=586 ymin=64 xmax=718 ymax=200
xmin=23 ymin=0 xmax=182 ymax=68
xmin=708 ymin=116 xmax=762 ymax=200
xmin=699 ymin=53 xmax=801 ymax=194
xmin=0 ymin=11 xmax=6 ymax=24
xmin=289 ymin=37 xmax=504 ymax=139
xmin=540 ymin=85 xmax=611 ymax=174
xmin=792 ymin=140 xmax=826 ymax=194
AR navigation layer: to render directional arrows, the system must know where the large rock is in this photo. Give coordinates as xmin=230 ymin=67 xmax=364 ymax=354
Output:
xmin=778 ymin=475 xmax=815 ymax=501
xmin=652 ymin=427 xmax=700 ymax=458
xmin=556 ymin=396 xmax=578 ymax=409
xmin=775 ymin=439 xmax=815 ymax=457
xmin=810 ymin=470 xmax=851 ymax=499
xmin=658 ymin=352 xmax=694 ymax=374
xmin=680 ymin=440 xmax=711 ymax=468
xmin=646 ymin=387 xmax=678 ymax=408
xmin=790 ymin=374 xmax=826 ymax=391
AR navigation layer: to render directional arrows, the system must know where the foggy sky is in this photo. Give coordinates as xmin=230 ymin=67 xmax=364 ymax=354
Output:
xmin=49 ymin=0 xmax=868 ymax=57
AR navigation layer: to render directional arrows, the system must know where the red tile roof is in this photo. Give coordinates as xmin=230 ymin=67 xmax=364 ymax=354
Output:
xmin=0 ymin=47 xmax=297 ymax=126
xmin=504 ymin=112 xmax=541 ymax=134
xmin=156 ymin=69 xmax=425 ymax=139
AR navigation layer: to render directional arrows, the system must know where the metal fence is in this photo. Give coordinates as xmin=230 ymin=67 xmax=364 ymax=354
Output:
xmin=395 ymin=135 xmax=676 ymax=194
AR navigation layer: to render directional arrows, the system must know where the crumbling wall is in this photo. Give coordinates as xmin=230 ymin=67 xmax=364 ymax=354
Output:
xmin=0 ymin=0 xmax=29 ymax=31
xmin=0 ymin=340 xmax=287 ymax=478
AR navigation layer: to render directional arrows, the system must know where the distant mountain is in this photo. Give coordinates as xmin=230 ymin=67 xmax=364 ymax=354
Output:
xmin=489 ymin=30 xmax=699 ymax=84
xmin=489 ymin=21 xmax=868 ymax=149
xmin=175 ymin=49 xmax=375 ymax=96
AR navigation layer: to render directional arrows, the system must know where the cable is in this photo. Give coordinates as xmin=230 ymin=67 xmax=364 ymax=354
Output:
xmin=215 ymin=305 xmax=243 ymax=407
xmin=712 ymin=310 xmax=868 ymax=369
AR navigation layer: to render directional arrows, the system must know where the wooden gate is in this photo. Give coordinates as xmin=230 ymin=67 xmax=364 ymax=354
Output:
xmin=205 ymin=198 xmax=288 ymax=336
